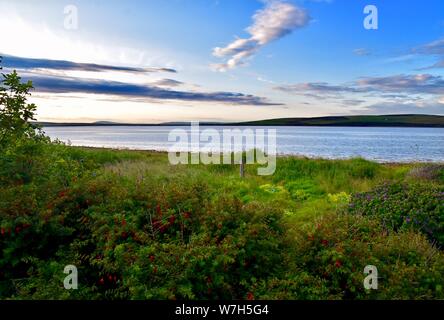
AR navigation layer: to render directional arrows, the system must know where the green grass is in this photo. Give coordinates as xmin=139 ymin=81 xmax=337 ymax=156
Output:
xmin=61 ymin=147 xmax=418 ymax=232
xmin=59 ymin=147 xmax=418 ymax=224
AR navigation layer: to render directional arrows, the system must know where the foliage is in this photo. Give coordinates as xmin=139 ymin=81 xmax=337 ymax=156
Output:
xmin=0 ymin=59 xmax=45 ymax=148
xmin=269 ymin=213 xmax=444 ymax=300
xmin=348 ymin=182 xmax=444 ymax=248
xmin=1 ymin=142 xmax=443 ymax=299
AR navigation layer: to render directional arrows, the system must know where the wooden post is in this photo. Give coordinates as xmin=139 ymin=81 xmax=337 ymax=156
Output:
xmin=240 ymin=156 xmax=245 ymax=178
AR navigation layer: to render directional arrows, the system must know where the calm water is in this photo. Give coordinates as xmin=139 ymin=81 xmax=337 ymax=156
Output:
xmin=43 ymin=126 xmax=444 ymax=163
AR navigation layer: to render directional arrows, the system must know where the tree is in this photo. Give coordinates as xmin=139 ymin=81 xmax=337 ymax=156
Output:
xmin=0 ymin=56 xmax=41 ymax=147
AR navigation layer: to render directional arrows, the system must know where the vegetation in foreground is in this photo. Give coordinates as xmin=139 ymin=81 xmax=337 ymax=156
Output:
xmin=1 ymin=63 xmax=444 ymax=300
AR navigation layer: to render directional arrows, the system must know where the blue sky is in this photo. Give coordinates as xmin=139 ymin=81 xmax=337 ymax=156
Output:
xmin=1 ymin=0 xmax=443 ymax=122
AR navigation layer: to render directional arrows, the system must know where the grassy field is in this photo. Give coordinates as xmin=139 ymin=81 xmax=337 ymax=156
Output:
xmin=1 ymin=141 xmax=443 ymax=300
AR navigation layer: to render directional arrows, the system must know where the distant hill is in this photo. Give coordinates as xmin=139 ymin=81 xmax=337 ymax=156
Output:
xmin=235 ymin=114 xmax=444 ymax=127
xmin=36 ymin=114 xmax=444 ymax=128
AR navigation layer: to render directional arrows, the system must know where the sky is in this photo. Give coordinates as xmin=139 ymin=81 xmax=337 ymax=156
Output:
xmin=1 ymin=0 xmax=443 ymax=123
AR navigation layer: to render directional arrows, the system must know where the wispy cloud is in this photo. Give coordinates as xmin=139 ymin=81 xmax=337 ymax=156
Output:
xmin=274 ymin=82 xmax=364 ymax=99
xmin=353 ymin=48 xmax=371 ymax=56
xmin=414 ymin=38 xmax=444 ymax=70
xmin=274 ymin=74 xmax=444 ymax=97
xmin=211 ymin=0 xmax=309 ymax=71
xmin=24 ymin=74 xmax=281 ymax=106
xmin=149 ymin=79 xmax=184 ymax=87
xmin=356 ymin=74 xmax=444 ymax=95
xmin=415 ymin=38 xmax=444 ymax=55
xmin=1 ymin=54 xmax=177 ymax=74
xmin=341 ymin=99 xmax=366 ymax=106
xmin=360 ymin=101 xmax=444 ymax=115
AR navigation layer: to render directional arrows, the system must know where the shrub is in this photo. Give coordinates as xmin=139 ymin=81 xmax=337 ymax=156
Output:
xmin=407 ymin=165 xmax=444 ymax=183
xmin=1 ymin=163 xmax=288 ymax=299
xmin=348 ymin=182 xmax=444 ymax=247
xmin=0 ymin=63 xmax=45 ymax=149
xmin=274 ymin=213 xmax=444 ymax=300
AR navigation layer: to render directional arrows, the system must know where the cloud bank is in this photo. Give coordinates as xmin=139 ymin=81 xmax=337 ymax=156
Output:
xmin=1 ymin=54 xmax=281 ymax=106
xmin=25 ymin=74 xmax=281 ymax=106
xmin=212 ymin=0 xmax=309 ymax=71
xmin=275 ymin=74 xmax=444 ymax=96
xmin=1 ymin=54 xmax=177 ymax=74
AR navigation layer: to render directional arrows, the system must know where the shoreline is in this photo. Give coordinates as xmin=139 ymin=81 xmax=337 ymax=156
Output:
xmin=68 ymin=144 xmax=444 ymax=165
xmin=35 ymin=114 xmax=444 ymax=128
xmin=40 ymin=123 xmax=444 ymax=128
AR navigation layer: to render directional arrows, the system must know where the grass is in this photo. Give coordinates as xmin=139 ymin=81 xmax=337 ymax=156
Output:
xmin=71 ymin=148 xmax=420 ymax=225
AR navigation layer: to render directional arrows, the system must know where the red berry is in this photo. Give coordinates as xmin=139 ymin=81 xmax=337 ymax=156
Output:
xmin=99 ymin=278 xmax=104 ymax=285
xmin=168 ymin=216 xmax=176 ymax=224
xmin=335 ymin=260 xmax=342 ymax=268
xmin=149 ymin=255 xmax=155 ymax=262
xmin=321 ymin=239 xmax=329 ymax=246
xmin=246 ymin=292 xmax=254 ymax=300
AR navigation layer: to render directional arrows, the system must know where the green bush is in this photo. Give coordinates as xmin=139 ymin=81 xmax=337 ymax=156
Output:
xmin=348 ymin=182 xmax=444 ymax=247
xmin=263 ymin=213 xmax=444 ymax=300
xmin=1 ymin=157 xmax=288 ymax=299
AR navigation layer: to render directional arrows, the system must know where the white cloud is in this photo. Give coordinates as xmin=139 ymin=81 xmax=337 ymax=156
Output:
xmin=211 ymin=0 xmax=309 ymax=71
xmin=353 ymin=48 xmax=371 ymax=56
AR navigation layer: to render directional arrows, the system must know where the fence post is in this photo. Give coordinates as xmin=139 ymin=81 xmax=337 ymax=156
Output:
xmin=240 ymin=156 xmax=245 ymax=178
